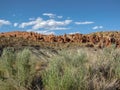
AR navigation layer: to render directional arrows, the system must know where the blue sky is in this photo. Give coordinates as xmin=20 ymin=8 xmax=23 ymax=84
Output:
xmin=0 ymin=0 xmax=120 ymax=35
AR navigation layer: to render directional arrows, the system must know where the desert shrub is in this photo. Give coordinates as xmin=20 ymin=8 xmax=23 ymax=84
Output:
xmin=42 ymin=50 xmax=88 ymax=90
xmin=42 ymin=46 xmax=120 ymax=90
xmin=16 ymin=49 xmax=31 ymax=87
xmin=0 ymin=48 xmax=35 ymax=90
xmin=0 ymin=46 xmax=120 ymax=90
xmin=0 ymin=48 xmax=16 ymax=79
xmin=87 ymin=46 xmax=120 ymax=90
xmin=101 ymin=46 xmax=120 ymax=78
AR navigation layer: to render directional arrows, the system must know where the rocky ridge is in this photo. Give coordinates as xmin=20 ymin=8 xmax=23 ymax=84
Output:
xmin=0 ymin=31 xmax=120 ymax=48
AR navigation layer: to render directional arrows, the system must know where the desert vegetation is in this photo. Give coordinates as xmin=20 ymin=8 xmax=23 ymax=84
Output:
xmin=42 ymin=46 xmax=120 ymax=90
xmin=0 ymin=45 xmax=120 ymax=90
xmin=0 ymin=48 xmax=34 ymax=90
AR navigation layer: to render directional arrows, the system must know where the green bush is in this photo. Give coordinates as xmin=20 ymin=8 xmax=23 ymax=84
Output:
xmin=42 ymin=50 xmax=88 ymax=90
xmin=0 ymin=46 xmax=120 ymax=90
xmin=0 ymin=48 xmax=34 ymax=90
xmin=42 ymin=47 xmax=120 ymax=90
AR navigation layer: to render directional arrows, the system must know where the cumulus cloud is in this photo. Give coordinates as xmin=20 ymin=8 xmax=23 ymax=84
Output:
xmin=19 ymin=17 xmax=72 ymax=31
xmin=75 ymin=21 xmax=94 ymax=25
xmin=0 ymin=19 xmax=11 ymax=26
xmin=19 ymin=18 xmax=42 ymax=28
xmin=14 ymin=23 xmax=18 ymax=27
xmin=32 ymin=19 xmax=72 ymax=30
xmin=43 ymin=13 xmax=56 ymax=18
xmin=92 ymin=26 xmax=103 ymax=30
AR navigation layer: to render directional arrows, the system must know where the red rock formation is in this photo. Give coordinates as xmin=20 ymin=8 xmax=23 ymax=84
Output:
xmin=0 ymin=31 xmax=120 ymax=48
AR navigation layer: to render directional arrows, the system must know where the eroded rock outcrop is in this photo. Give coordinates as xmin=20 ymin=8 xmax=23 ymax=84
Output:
xmin=0 ymin=31 xmax=120 ymax=48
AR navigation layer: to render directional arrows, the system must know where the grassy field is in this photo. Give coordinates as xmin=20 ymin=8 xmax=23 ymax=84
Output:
xmin=0 ymin=46 xmax=120 ymax=90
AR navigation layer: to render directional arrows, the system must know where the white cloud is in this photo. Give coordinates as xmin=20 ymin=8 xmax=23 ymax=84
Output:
xmin=0 ymin=19 xmax=11 ymax=26
xmin=14 ymin=23 xmax=18 ymax=27
xmin=19 ymin=16 xmax=72 ymax=35
xmin=92 ymin=26 xmax=103 ymax=30
xmin=19 ymin=17 xmax=42 ymax=28
xmin=32 ymin=19 xmax=72 ymax=30
xmin=57 ymin=16 xmax=63 ymax=19
xmin=43 ymin=13 xmax=56 ymax=18
xmin=75 ymin=21 xmax=94 ymax=25
xmin=27 ymin=29 xmax=55 ymax=35
xmin=19 ymin=17 xmax=72 ymax=31
xmin=69 ymin=32 xmax=80 ymax=34
xmin=43 ymin=13 xmax=63 ymax=19
xmin=48 ymin=27 xmax=70 ymax=30
xmin=35 ymin=31 xmax=55 ymax=35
